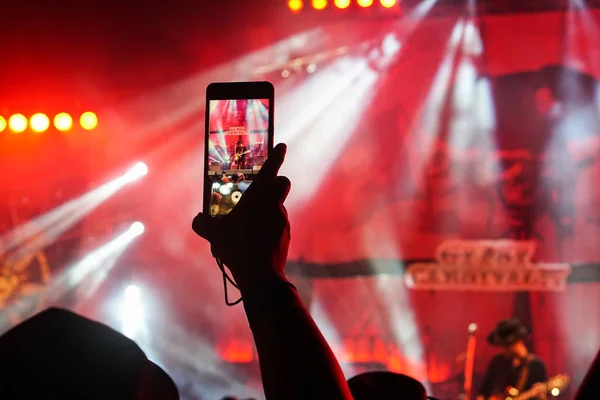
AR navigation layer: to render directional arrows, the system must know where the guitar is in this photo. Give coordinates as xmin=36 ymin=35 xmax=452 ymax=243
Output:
xmin=233 ymin=150 xmax=251 ymax=162
xmin=489 ymin=374 xmax=569 ymax=400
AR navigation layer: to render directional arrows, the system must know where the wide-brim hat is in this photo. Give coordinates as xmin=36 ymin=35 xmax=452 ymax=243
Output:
xmin=487 ymin=318 xmax=529 ymax=347
xmin=348 ymin=371 xmax=437 ymax=400
xmin=0 ymin=308 xmax=179 ymax=399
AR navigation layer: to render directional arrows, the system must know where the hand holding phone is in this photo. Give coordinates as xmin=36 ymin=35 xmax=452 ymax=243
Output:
xmin=193 ymin=143 xmax=291 ymax=294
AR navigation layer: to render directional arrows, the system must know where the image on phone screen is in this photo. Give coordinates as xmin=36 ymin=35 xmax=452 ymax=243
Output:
xmin=207 ymin=99 xmax=270 ymax=217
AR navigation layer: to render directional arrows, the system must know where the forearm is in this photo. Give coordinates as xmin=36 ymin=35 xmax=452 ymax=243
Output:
xmin=242 ymin=283 xmax=352 ymax=400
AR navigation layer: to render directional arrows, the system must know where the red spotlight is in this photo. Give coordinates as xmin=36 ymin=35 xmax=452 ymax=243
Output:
xmin=80 ymin=111 xmax=98 ymax=130
xmin=8 ymin=114 xmax=27 ymax=134
xmin=312 ymin=0 xmax=327 ymax=10
xmin=380 ymin=0 xmax=397 ymax=7
xmin=54 ymin=113 xmax=73 ymax=132
xmin=30 ymin=113 xmax=50 ymax=133
xmin=335 ymin=0 xmax=351 ymax=8
xmin=288 ymin=0 xmax=303 ymax=11
xmin=357 ymin=0 xmax=374 ymax=7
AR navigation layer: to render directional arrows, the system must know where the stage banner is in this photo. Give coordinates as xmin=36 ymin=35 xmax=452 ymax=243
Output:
xmin=405 ymin=240 xmax=571 ymax=292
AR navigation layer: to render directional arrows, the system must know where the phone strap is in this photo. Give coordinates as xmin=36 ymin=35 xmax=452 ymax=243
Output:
xmin=216 ymin=257 xmax=243 ymax=306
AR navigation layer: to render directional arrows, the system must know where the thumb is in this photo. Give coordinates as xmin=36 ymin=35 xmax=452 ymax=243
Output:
xmin=192 ymin=212 xmax=216 ymax=241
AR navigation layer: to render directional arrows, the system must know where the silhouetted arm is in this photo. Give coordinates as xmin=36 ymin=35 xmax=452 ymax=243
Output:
xmin=193 ymin=144 xmax=352 ymax=400
xmin=242 ymin=280 xmax=351 ymax=400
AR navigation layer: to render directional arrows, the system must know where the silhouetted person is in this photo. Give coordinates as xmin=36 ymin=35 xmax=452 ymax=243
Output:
xmin=477 ymin=319 xmax=548 ymax=400
xmin=0 ymin=307 xmax=178 ymax=399
xmin=193 ymin=143 xmax=352 ymax=400
xmin=348 ymin=371 xmax=433 ymax=400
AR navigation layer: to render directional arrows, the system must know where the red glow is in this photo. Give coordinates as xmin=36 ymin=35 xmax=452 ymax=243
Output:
xmin=217 ymin=339 xmax=254 ymax=363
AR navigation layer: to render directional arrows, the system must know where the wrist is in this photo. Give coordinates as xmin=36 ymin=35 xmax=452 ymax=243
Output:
xmin=241 ymin=278 xmax=299 ymax=315
xmin=233 ymin=269 xmax=289 ymax=295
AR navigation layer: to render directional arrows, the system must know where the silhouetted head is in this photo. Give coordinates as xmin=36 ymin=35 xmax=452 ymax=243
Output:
xmin=0 ymin=308 xmax=178 ymax=399
xmin=348 ymin=371 xmax=431 ymax=400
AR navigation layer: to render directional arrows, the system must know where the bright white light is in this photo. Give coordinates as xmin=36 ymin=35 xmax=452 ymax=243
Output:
xmin=212 ymin=182 xmax=221 ymax=189
xmin=551 ymin=388 xmax=560 ymax=396
xmin=126 ymin=162 xmax=148 ymax=180
xmin=281 ymin=69 xmax=290 ymax=78
xmin=382 ymin=33 xmax=401 ymax=57
xmin=121 ymin=284 xmax=144 ymax=340
xmin=306 ymin=63 xmax=317 ymax=74
xmin=468 ymin=323 xmax=478 ymax=333
xmin=219 ymin=185 xmax=232 ymax=195
xmin=129 ymin=221 xmax=145 ymax=236
xmin=125 ymin=284 xmax=141 ymax=301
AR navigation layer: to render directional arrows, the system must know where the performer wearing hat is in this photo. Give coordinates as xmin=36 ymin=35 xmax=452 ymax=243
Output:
xmin=476 ymin=319 xmax=548 ymax=400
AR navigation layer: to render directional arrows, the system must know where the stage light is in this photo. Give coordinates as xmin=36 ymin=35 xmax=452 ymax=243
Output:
xmin=219 ymin=182 xmax=233 ymax=195
xmin=357 ymin=0 xmax=374 ymax=7
xmin=312 ymin=0 xmax=327 ymax=10
xmin=124 ymin=162 xmax=149 ymax=182
xmin=281 ymin=69 xmax=291 ymax=78
xmin=551 ymin=388 xmax=560 ymax=396
xmin=306 ymin=63 xmax=317 ymax=73
xmin=128 ymin=222 xmax=145 ymax=236
xmin=380 ymin=0 xmax=397 ymax=7
xmin=124 ymin=284 xmax=141 ymax=301
xmin=30 ymin=113 xmax=50 ymax=133
xmin=334 ymin=0 xmax=351 ymax=8
xmin=8 ymin=114 xmax=27 ymax=133
xmin=80 ymin=111 xmax=98 ymax=130
xmin=54 ymin=113 xmax=73 ymax=131
xmin=288 ymin=0 xmax=304 ymax=11
xmin=0 ymin=116 xmax=6 ymax=132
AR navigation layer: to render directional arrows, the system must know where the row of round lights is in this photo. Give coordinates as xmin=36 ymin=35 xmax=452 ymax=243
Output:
xmin=288 ymin=0 xmax=397 ymax=11
xmin=0 ymin=112 xmax=98 ymax=134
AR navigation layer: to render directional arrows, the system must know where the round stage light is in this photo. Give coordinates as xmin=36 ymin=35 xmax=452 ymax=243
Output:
xmin=312 ymin=0 xmax=327 ymax=10
xmin=80 ymin=111 xmax=98 ymax=130
xmin=129 ymin=221 xmax=145 ymax=236
xmin=335 ymin=0 xmax=351 ymax=8
xmin=380 ymin=0 xmax=397 ymax=7
xmin=357 ymin=0 xmax=374 ymax=7
xmin=131 ymin=161 xmax=148 ymax=177
xmin=30 ymin=113 xmax=50 ymax=133
xmin=0 ymin=116 xmax=6 ymax=133
xmin=54 ymin=113 xmax=73 ymax=131
xmin=124 ymin=284 xmax=141 ymax=301
xmin=288 ymin=0 xmax=304 ymax=11
xmin=8 ymin=114 xmax=27 ymax=133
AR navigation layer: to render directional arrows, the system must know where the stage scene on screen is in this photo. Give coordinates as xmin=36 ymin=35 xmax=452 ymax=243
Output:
xmin=2 ymin=2 xmax=600 ymax=400
xmin=207 ymin=99 xmax=269 ymax=216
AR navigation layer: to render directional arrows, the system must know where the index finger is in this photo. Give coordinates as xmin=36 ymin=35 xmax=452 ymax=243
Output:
xmin=253 ymin=143 xmax=287 ymax=185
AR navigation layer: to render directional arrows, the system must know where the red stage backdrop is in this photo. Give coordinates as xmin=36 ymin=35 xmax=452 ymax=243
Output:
xmin=199 ymin=10 xmax=600 ymax=398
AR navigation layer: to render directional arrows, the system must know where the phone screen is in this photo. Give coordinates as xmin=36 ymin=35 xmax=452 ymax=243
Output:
xmin=207 ymin=99 xmax=270 ymax=217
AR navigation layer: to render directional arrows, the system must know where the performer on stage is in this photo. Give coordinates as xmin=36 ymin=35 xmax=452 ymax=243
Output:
xmin=232 ymin=139 xmax=249 ymax=170
xmin=476 ymin=319 xmax=548 ymax=400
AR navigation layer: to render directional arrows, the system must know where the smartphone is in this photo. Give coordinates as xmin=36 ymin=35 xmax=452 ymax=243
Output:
xmin=204 ymin=81 xmax=275 ymax=217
